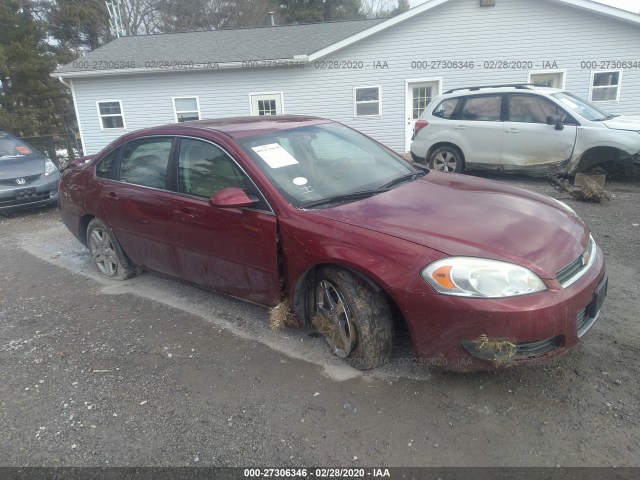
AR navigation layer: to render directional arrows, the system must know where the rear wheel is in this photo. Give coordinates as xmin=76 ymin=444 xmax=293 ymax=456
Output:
xmin=87 ymin=218 xmax=138 ymax=280
xmin=429 ymin=146 xmax=464 ymax=173
xmin=314 ymin=267 xmax=393 ymax=370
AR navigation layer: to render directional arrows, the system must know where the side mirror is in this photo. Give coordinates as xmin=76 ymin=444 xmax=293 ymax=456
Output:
xmin=547 ymin=114 xmax=564 ymax=131
xmin=209 ymin=187 xmax=256 ymax=208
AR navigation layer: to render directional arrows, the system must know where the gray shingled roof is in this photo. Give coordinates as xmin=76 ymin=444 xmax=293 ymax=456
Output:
xmin=55 ymin=19 xmax=385 ymax=74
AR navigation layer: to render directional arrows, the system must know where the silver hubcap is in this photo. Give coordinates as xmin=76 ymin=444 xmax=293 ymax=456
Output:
xmin=315 ymin=280 xmax=357 ymax=358
xmin=89 ymin=228 xmax=118 ymax=276
xmin=433 ymin=151 xmax=458 ymax=172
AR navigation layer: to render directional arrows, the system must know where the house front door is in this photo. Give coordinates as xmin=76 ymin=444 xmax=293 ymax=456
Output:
xmin=405 ymin=80 xmax=440 ymax=152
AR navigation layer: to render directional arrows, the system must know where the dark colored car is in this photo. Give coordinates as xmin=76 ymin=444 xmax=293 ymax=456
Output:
xmin=59 ymin=116 xmax=607 ymax=370
xmin=0 ymin=131 xmax=60 ymax=212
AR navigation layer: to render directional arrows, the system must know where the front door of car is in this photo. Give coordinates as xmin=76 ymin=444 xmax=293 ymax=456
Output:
xmin=502 ymin=94 xmax=578 ymax=168
xmin=451 ymin=94 xmax=504 ymax=166
xmin=168 ymin=137 xmax=280 ymax=306
xmin=100 ymin=136 xmax=181 ymax=277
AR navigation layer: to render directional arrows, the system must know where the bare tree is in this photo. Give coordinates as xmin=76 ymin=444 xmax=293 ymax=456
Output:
xmin=361 ymin=0 xmax=409 ymax=18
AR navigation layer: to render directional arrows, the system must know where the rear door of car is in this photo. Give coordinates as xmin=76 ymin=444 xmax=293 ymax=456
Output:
xmin=98 ymin=136 xmax=181 ymax=276
xmin=167 ymin=136 xmax=280 ymax=306
xmin=502 ymin=93 xmax=578 ymax=168
xmin=451 ymin=94 xmax=504 ymax=167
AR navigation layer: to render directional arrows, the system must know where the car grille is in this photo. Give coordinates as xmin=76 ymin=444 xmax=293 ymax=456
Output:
xmin=514 ymin=336 xmax=562 ymax=359
xmin=0 ymin=174 xmax=42 ymax=186
xmin=556 ymin=236 xmax=596 ymax=287
xmin=0 ymin=191 xmax=51 ymax=207
xmin=577 ymin=307 xmax=598 ymax=338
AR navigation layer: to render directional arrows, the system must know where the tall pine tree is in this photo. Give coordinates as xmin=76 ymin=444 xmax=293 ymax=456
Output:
xmin=0 ymin=0 xmax=75 ymax=163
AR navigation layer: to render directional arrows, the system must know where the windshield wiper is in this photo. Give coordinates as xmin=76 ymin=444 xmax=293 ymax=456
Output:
xmin=378 ymin=170 xmax=427 ymax=190
xmin=302 ymin=189 xmax=388 ymax=209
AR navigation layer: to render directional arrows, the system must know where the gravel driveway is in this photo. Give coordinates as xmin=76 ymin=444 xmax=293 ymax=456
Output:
xmin=0 ymin=173 xmax=638 ymax=469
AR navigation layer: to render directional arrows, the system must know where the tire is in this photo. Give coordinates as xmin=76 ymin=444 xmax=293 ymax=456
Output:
xmin=87 ymin=218 xmax=138 ymax=280
xmin=314 ymin=267 xmax=393 ymax=370
xmin=429 ymin=146 xmax=464 ymax=173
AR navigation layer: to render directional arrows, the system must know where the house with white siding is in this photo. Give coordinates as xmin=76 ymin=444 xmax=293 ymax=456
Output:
xmin=54 ymin=0 xmax=640 ymax=156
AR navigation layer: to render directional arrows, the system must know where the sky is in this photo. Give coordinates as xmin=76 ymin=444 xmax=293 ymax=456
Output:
xmin=409 ymin=0 xmax=640 ymax=13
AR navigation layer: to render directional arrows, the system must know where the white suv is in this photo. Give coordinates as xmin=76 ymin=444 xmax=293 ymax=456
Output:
xmin=410 ymin=84 xmax=640 ymax=176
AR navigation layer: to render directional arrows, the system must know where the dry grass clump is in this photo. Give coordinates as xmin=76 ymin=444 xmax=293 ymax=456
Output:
xmin=312 ymin=311 xmax=335 ymax=335
xmin=472 ymin=334 xmax=517 ymax=361
xmin=269 ymin=300 xmax=290 ymax=331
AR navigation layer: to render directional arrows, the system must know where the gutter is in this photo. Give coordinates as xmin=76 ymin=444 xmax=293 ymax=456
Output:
xmin=51 ymin=56 xmax=311 ymax=79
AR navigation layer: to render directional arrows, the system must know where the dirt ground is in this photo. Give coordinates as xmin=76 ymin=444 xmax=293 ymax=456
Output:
xmin=0 ymin=173 xmax=638 ymax=468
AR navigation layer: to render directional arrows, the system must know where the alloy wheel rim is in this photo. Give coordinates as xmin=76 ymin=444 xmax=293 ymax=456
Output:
xmin=89 ymin=228 xmax=118 ymax=276
xmin=315 ymin=280 xmax=357 ymax=358
xmin=434 ymin=151 xmax=457 ymax=172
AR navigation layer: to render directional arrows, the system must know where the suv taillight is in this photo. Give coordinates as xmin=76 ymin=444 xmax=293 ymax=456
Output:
xmin=413 ymin=120 xmax=428 ymax=139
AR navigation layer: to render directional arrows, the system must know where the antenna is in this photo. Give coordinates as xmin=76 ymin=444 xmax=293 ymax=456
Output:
xmin=105 ymin=0 xmax=126 ymax=38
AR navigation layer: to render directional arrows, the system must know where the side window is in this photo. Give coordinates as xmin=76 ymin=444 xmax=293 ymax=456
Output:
xmin=178 ymin=139 xmax=245 ymax=197
xmin=95 ymin=148 xmax=120 ymax=179
xmin=432 ymin=98 xmax=460 ymax=119
xmin=119 ymin=138 xmax=172 ymax=189
xmin=508 ymin=95 xmax=558 ymax=124
xmin=461 ymin=95 xmax=502 ymax=121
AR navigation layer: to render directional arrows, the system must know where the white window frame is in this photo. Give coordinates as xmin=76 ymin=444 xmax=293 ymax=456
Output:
xmin=527 ymin=69 xmax=566 ymax=89
xmin=353 ymin=85 xmax=382 ymax=119
xmin=248 ymin=92 xmax=285 ymax=116
xmin=96 ymin=100 xmax=126 ymax=130
xmin=172 ymin=96 xmax=201 ymax=123
xmin=589 ymin=70 xmax=622 ymax=102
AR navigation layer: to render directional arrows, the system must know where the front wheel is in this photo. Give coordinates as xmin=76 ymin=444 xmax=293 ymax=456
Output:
xmin=87 ymin=218 xmax=138 ymax=280
xmin=429 ymin=146 xmax=464 ymax=173
xmin=314 ymin=267 xmax=393 ymax=370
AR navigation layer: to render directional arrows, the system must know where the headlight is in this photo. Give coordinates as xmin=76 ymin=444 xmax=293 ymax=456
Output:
xmin=421 ymin=257 xmax=546 ymax=298
xmin=44 ymin=159 xmax=58 ymax=176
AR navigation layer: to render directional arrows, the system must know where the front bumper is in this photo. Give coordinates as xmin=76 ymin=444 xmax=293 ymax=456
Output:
xmin=0 ymin=172 xmax=60 ymax=212
xmin=394 ymin=245 xmax=607 ymax=371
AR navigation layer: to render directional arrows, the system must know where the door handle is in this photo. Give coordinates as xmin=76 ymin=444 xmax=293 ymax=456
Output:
xmin=506 ymin=128 xmax=520 ymax=133
xmin=453 ymin=125 xmax=466 ymax=130
xmin=176 ymin=208 xmax=195 ymax=223
xmin=106 ymin=192 xmax=118 ymax=201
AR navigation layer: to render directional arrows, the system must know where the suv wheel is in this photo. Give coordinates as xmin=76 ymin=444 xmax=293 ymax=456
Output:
xmin=429 ymin=146 xmax=464 ymax=173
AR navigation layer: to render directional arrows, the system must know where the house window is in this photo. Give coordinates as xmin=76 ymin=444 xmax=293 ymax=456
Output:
xmin=354 ymin=86 xmax=381 ymax=117
xmin=590 ymin=71 xmax=621 ymax=102
xmin=97 ymin=101 xmax=125 ymax=129
xmin=173 ymin=97 xmax=200 ymax=122
xmin=250 ymin=93 xmax=283 ymax=116
xmin=529 ymin=71 xmax=565 ymax=89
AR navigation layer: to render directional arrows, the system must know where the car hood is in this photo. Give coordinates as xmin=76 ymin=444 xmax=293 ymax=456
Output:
xmin=309 ymin=172 xmax=589 ymax=278
xmin=603 ymin=115 xmax=640 ymax=131
xmin=0 ymin=154 xmax=46 ymax=180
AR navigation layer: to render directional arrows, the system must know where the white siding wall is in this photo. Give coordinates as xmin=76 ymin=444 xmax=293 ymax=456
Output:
xmin=72 ymin=0 xmax=640 ymax=154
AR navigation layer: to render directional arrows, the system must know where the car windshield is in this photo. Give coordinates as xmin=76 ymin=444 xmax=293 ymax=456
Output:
xmin=0 ymin=132 xmax=35 ymax=158
xmin=238 ymin=123 xmax=419 ymax=208
xmin=551 ymin=92 xmax=612 ymax=121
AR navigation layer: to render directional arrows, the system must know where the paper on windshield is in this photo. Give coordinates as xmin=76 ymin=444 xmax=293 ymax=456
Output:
xmin=252 ymin=143 xmax=299 ymax=169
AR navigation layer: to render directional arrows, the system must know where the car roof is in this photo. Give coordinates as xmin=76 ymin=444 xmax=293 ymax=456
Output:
xmin=135 ymin=115 xmax=334 ymax=140
xmin=442 ymin=85 xmax=562 ymax=96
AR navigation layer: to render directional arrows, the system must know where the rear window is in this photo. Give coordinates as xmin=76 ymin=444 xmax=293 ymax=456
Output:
xmin=432 ymin=98 xmax=460 ymax=119
xmin=0 ymin=133 xmax=35 ymax=157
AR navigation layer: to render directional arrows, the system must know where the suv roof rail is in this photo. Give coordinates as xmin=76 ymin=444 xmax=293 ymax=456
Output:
xmin=444 ymin=84 xmax=535 ymax=94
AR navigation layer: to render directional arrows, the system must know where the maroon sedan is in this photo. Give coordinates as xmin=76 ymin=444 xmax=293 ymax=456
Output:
xmin=59 ymin=116 xmax=607 ymax=370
